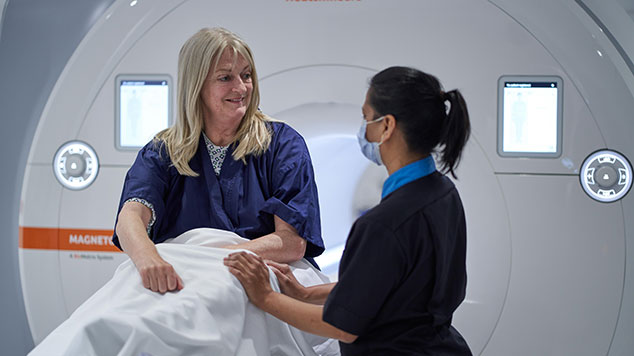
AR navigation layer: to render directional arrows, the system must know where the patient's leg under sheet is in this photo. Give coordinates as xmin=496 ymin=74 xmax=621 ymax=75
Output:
xmin=29 ymin=228 xmax=339 ymax=356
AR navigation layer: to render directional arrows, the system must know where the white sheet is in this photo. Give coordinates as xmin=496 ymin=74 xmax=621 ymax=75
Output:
xmin=29 ymin=228 xmax=340 ymax=356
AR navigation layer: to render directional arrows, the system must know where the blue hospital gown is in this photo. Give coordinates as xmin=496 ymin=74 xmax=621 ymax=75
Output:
xmin=112 ymin=122 xmax=324 ymax=266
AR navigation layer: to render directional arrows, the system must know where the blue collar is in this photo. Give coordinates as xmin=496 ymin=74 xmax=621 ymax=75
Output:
xmin=382 ymin=156 xmax=436 ymax=199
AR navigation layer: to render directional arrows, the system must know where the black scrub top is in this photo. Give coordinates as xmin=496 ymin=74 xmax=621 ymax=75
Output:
xmin=323 ymin=171 xmax=472 ymax=355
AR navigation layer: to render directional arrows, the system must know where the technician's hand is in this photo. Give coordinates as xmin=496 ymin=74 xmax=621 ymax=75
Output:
xmin=134 ymin=252 xmax=184 ymax=294
xmin=224 ymin=252 xmax=273 ymax=308
xmin=265 ymin=260 xmax=308 ymax=302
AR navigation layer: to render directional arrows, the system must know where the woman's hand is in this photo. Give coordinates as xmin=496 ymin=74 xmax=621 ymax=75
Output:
xmin=224 ymin=252 xmax=274 ymax=308
xmin=224 ymin=253 xmax=356 ymax=343
xmin=265 ymin=260 xmax=308 ymax=302
xmin=135 ymin=250 xmax=184 ymax=294
xmin=134 ymin=251 xmax=184 ymax=294
xmin=117 ymin=201 xmax=184 ymax=293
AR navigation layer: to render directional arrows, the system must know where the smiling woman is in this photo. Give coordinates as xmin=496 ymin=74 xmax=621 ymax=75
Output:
xmin=200 ymin=49 xmax=253 ymax=142
xmin=112 ymin=27 xmax=325 ymax=294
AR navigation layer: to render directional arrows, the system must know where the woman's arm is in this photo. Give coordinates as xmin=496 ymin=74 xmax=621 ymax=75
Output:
xmin=301 ymin=283 xmax=336 ymax=304
xmin=116 ymin=201 xmax=184 ymax=293
xmin=224 ymin=251 xmax=358 ymax=343
xmin=223 ymin=215 xmax=307 ymax=263
xmin=259 ymin=291 xmax=357 ymax=343
xmin=266 ymin=260 xmax=335 ymax=305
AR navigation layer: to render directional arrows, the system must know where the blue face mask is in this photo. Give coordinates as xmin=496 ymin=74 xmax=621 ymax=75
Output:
xmin=356 ymin=116 xmax=385 ymax=166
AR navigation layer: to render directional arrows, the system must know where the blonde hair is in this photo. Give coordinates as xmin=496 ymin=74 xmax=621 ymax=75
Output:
xmin=155 ymin=27 xmax=272 ymax=176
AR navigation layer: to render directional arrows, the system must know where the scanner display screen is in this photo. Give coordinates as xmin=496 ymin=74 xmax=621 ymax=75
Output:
xmin=117 ymin=78 xmax=170 ymax=149
xmin=498 ymin=76 xmax=562 ymax=157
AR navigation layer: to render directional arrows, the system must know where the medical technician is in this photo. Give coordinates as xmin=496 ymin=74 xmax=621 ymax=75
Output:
xmin=113 ymin=27 xmax=324 ymax=294
xmin=225 ymin=66 xmax=472 ymax=355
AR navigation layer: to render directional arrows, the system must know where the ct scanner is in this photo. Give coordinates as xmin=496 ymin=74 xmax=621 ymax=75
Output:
xmin=2 ymin=0 xmax=634 ymax=354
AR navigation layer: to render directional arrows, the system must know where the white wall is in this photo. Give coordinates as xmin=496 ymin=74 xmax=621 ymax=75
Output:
xmin=616 ymin=0 xmax=634 ymax=21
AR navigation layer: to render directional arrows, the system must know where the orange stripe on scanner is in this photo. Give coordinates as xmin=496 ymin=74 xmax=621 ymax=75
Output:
xmin=19 ymin=227 xmax=58 ymax=250
xmin=19 ymin=227 xmax=121 ymax=252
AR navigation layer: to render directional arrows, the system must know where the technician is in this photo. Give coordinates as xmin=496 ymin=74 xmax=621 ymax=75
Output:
xmin=113 ymin=27 xmax=324 ymax=294
xmin=225 ymin=66 xmax=473 ymax=355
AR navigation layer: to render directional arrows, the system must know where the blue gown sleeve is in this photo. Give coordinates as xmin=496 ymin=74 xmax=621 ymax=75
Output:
xmin=260 ymin=125 xmax=324 ymax=257
xmin=112 ymin=141 xmax=172 ymax=248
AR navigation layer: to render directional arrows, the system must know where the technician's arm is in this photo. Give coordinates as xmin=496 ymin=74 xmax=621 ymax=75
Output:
xmin=260 ymin=291 xmax=358 ymax=343
xmin=224 ymin=252 xmax=358 ymax=344
xmin=222 ymin=215 xmax=307 ymax=263
xmin=116 ymin=201 xmax=184 ymax=293
xmin=266 ymin=260 xmax=335 ymax=304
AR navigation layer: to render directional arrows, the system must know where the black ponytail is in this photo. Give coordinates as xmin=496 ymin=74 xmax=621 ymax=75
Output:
xmin=439 ymin=89 xmax=470 ymax=178
xmin=368 ymin=67 xmax=471 ymax=178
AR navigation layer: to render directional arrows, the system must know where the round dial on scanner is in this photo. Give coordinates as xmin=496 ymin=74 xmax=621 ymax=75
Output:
xmin=580 ymin=150 xmax=631 ymax=203
xmin=53 ymin=141 xmax=99 ymax=190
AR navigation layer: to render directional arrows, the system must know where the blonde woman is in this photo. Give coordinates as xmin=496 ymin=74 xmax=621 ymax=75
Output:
xmin=113 ymin=28 xmax=323 ymax=294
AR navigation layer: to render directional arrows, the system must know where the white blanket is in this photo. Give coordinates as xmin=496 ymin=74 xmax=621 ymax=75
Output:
xmin=29 ymin=228 xmax=340 ymax=356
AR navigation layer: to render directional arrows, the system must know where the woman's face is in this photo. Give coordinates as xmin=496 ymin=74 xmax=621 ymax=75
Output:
xmin=201 ymin=48 xmax=253 ymax=125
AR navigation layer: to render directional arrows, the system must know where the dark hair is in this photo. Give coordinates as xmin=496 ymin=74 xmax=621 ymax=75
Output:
xmin=368 ymin=66 xmax=471 ymax=178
